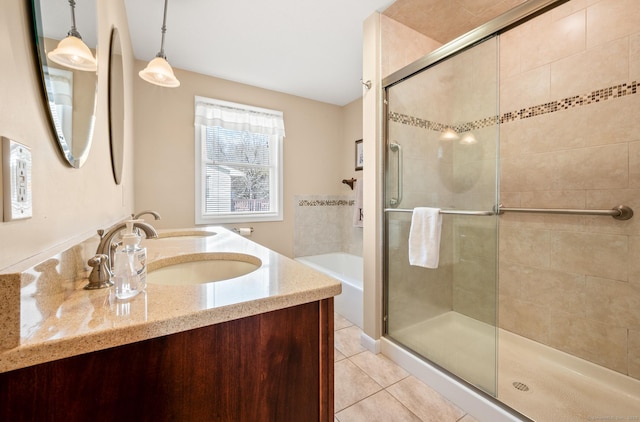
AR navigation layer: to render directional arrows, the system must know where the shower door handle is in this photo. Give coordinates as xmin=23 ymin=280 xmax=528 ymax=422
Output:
xmin=389 ymin=142 xmax=403 ymax=207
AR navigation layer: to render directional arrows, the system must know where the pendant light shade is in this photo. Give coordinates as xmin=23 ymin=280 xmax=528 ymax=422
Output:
xmin=47 ymin=0 xmax=97 ymax=72
xmin=139 ymin=0 xmax=180 ymax=88
xmin=139 ymin=56 xmax=180 ymax=87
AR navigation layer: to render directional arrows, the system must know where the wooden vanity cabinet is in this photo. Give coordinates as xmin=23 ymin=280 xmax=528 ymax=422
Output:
xmin=0 ymin=299 xmax=334 ymax=421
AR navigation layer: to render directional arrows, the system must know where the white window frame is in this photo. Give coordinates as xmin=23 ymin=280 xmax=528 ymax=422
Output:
xmin=195 ymin=96 xmax=284 ymax=224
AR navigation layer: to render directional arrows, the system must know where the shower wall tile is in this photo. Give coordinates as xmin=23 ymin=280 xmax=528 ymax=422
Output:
xmin=580 ymin=94 xmax=640 ymax=147
xmin=497 ymin=27 xmax=521 ymax=79
xmin=584 ymin=276 xmax=640 ymax=329
xmin=586 ymin=0 xmax=640 ymax=48
xmin=630 ymin=236 xmax=640 ymax=290
xmin=500 ymin=65 xmax=550 ymax=113
xmin=500 ymin=154 xmax=557 ymax=192
xmin=499 ymin=295 xmax=549 ymax=345
xmin=451 ymin=39 xmax=498 ymax=123
xmin=452 ymin=220 xmax=497 ymax=324
xmin=631 ymin=32 xmax=640 ymax=80
xmin=293 ymin=195 xmax=362 ymax=258
xmin=549 ymin=231 xmax=628 ymax=282
xmin=501 ymin=262 xmax=587 ymax=317
xmin=501 ymin=94 xmax=640 ymax=159
xmin=498 ymin=263 xmax=521 ymax=299
xmin=499 ymin=226 xmax=550 ymax=268
xmin=555 ymin=144 xmax=628 ymax=190
xmin=551 ymin=37 xmax=629 ymax=100
xmin=547 ymin=308 xmax=628 ymax=374
xmin=629 ymin=329 xmax=640 ymax=379
xmin=539 ymin=107 xmax=594 ymax=151
xmin=550 ymin=0 xmax=588 ymax=19
xmin=630 ymin=142 xmax=640 ymax=188
xmin=498 ymin=119 xmax=533 ymax=158
xmin=516 ymin=8 xmax=585 ymax=73
xmin=502 ymin=144 xmax=628 ymax=192
xmin=520 ymin=190 xmax=586 ymax=209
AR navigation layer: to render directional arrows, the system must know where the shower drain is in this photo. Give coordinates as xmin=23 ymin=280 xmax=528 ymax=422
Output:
xmin=512 ymin=381 xmax=530 ymax=392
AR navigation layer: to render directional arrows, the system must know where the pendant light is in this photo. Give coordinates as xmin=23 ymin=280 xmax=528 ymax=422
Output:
xmin=139 ymin=0 xmax=180 ymax=88
xmin=47 ymin=0 xmax=97 ymax=72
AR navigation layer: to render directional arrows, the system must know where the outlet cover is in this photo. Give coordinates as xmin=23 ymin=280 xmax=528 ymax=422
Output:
xmin=2 ymin=137 xmax=32 ymax=221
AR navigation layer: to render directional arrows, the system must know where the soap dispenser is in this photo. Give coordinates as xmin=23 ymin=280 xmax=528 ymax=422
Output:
xmin=113 ymin=220 xmax=147 ymax=299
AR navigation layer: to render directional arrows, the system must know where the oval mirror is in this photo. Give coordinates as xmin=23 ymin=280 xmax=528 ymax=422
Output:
xmin=30 ymin=0 xmax=98 ymax=168
xmin=108 ymin=27 xmax=124 ymax=184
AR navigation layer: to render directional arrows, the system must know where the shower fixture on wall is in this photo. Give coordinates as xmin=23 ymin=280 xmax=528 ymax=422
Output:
xmin=139 ymin=0 xmax=180 ymax=88
xmin=47 ymin=0 xmax=97 ymax=72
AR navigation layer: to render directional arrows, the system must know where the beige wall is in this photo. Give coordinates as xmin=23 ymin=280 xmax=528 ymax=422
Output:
xmin=0 ymin=0 xmax=135 ymax=271
xmin=132 ymin=64 xmax=362 ymax=258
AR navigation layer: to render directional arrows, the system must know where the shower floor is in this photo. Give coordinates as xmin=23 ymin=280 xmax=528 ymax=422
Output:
xmin=392 ymin=311 xmax=640 ymax=421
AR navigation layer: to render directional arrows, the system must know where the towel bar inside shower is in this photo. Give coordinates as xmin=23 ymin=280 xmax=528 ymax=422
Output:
xmin=384 ymin=205 xmax=633 ymax=220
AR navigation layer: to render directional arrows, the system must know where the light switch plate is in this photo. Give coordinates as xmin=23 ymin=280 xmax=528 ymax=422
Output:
xmin=2 ymin=137 xmax=32 ymax=221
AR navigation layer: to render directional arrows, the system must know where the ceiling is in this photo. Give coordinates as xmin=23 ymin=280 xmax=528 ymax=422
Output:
xmin=125 ymin=0 xmax=395 ymax=106
xmin=42 ymin=0 xmax=530 ymax=107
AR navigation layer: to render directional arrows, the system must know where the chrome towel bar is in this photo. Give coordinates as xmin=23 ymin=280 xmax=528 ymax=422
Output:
xmin=384 ymin=208 xmax=494 ymax=216
xmin=498 ymin=204 xmax=633 ymax=220
xmin=384 ymin=205 xmax=633 ymax=220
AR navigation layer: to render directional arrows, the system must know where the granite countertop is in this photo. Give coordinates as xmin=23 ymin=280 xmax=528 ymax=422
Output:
xmin=0 ymin=227 xmax=341 ymax=373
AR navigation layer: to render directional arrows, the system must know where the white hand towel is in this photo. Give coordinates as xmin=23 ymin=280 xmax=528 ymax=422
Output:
xmin=408 ymin=207 xmax=442 ymax=268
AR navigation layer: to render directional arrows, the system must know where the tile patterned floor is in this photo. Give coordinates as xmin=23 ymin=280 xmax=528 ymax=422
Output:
xmin=334 ymin=313 xmax=480 ymax=422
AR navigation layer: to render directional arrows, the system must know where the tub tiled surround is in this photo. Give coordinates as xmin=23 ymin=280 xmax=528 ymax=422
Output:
xmin=498 ymin=0 xmax=640 ymax=380
xmin=294 ymin=195 xmax=363 ymax=258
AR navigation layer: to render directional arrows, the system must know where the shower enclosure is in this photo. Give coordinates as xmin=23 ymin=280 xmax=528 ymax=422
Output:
xmin=381 ymin=1 xmax=640 ymax=420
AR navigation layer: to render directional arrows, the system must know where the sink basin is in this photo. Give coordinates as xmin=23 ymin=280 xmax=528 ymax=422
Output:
xmin=156 ymin=230 xmax=217 ymax=239
xmin=147 ymin=253 xmax=261 ymax=285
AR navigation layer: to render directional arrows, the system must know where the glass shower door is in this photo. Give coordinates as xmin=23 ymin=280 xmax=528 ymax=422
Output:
xmin=384 ymin=37 xmax=499 ymax=395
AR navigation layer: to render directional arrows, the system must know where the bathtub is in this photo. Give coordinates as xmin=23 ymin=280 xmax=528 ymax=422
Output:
xmin=295 ymin=253 xmax=363 ymax=328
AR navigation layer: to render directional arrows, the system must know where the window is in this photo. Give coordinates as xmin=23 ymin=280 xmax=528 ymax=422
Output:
xmin=194 ymin=97 xmax=285 ymax=224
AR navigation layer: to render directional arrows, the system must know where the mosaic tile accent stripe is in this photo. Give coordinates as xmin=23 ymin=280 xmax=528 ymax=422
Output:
xmin=387 ymin=112 xmax=449 ymax=132
xmin=500 ymin=80 xmax=638 ymax=123
xmin=389 ymin=80 xmax=639 ymax=131
xmin=298 ymin=199 xmax=355 ymax=207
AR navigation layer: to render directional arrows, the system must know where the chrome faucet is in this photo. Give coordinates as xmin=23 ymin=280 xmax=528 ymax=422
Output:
xmin=84 ymin=221 xmax=158 ymax=290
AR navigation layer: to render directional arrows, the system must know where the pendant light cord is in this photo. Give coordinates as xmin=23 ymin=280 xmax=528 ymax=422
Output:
xmin=156 ymin=0 xmax=169 ymax=59
xmin=67 ymin=0 xmax=82 ymax=39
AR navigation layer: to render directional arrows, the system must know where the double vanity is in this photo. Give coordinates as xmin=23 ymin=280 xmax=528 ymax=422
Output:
xmin=0 ymin=226 xmax=341 ymax=421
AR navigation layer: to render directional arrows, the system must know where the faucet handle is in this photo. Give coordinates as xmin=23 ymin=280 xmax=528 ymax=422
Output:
xmin=85 ymin=254 xmax=114 ymax=290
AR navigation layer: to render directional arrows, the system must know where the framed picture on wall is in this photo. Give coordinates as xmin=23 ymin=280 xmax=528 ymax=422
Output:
xmin=355 ymin=139 xmax=363 ymax=171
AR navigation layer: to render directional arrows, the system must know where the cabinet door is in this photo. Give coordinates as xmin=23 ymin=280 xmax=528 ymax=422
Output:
xmin=0 ymin=299 xmax=334 ymax=421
